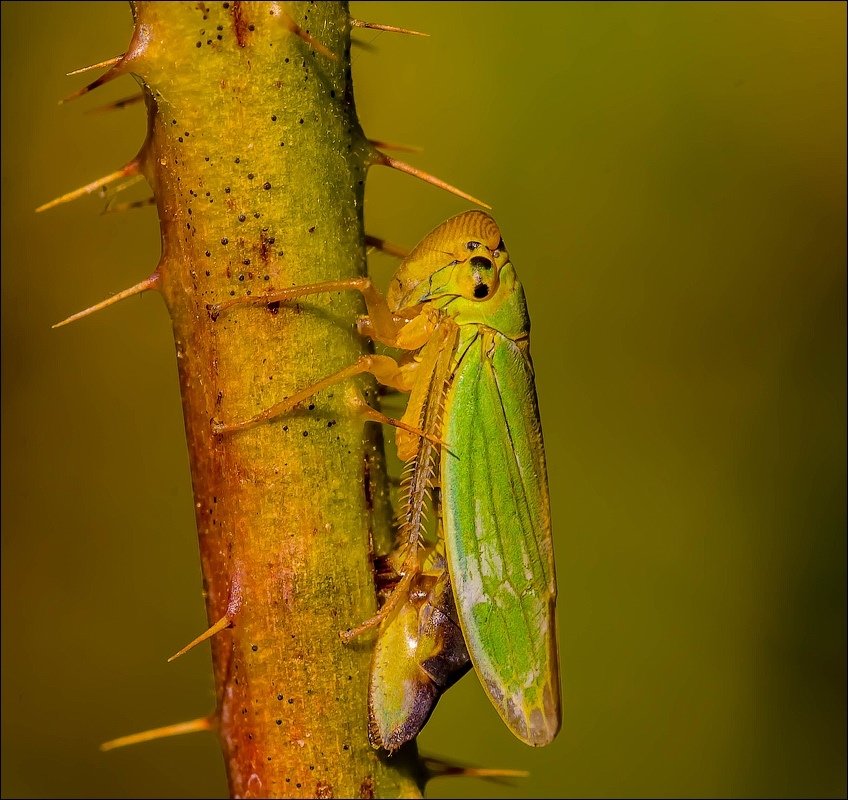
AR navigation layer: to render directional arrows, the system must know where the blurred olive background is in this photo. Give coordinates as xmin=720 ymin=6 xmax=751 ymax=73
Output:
xmin=2 ymin=2 xmax=845 ymax=798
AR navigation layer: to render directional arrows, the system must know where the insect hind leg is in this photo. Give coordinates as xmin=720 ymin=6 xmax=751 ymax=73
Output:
xmin=340 ymin=543 xmax=424 ymax=642
xmin=339 ymin=567 xmax=417 ymax=643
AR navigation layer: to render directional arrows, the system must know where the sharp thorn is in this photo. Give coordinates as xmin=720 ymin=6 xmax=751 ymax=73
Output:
xmin=364 ymin=235 xmax=409 ymax=259
xmin=66 ymin=55 xmax=124 ymax=77
xmin=350 ymin=19 xmax=429 ymax=37
xmin=102 ymin=196 xmax=156 ymax=215
xmin=351 ymin=39 xmax=377 ymax=53
xmin=108 ymin=174 xmax=145 ymax=198
xmin=63 ymin=22 xmax=147 ymax=102
xmin=168 ymin=614 xmax=233 ymax=663
xmin=422 ymin=756 xmax=529 ymax=785
xmin=367 ymin=138 xmax=422 ymax=154
xmin=279 ymin=9 xmax=338 ymax=61
xmin=86 ymin=92 xmax=144 ymax=115
xmin=61 ymin=59 xmax=127 ymax=103
xmin=52 ymin=273 xmax=159 ymax=329
xmin=100 ymin=715 xmax=214 ymax=752
xmin=36 ymin=161 xmax=141 ymax=213
xmin=170 ymin=575 xmax=241 ymax=661
xmin=376 ymin=153 xmax=490 ymax=209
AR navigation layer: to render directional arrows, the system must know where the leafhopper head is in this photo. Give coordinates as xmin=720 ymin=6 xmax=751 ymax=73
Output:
xmin=387 ymin=210 xmax=506 ymax=312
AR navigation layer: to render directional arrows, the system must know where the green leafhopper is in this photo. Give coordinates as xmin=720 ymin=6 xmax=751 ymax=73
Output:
xmin=211 ymin=211 xmax=561 ymax=747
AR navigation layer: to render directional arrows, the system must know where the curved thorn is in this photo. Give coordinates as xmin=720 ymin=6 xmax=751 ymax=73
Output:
xmin=168 ymin=614 xmax=232 ymax=663
xmin=364 ymin=235 xmax=409 ymax=260
xmin=367 ymin=139 xmax=422 ymax=154
xmin=100 ymin=715 xmax=214 ymax=752
xmin=52 ymin=273 xmax=159 ymax=329
xmin=86 ymin=93 xmax=144 ymax=115
xmin=350 ymin=19 xmax=429 ymax=37
xmin=66 ymin=55 xmax=124 ymax=77
xmin=36 ymin=161 xmax=141 ymax=214
xmin=376 ymin=153 xmax=490 ymax=209
xmin=102 ymin=196 xmax=156 ymax=215
xmin=279 ymin=9 xmax=338 ymax=61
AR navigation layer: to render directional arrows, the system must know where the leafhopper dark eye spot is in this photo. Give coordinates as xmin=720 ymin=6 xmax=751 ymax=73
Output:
xmin=473 ymin=283 xmax=489 ymax=299
xmin=466 ymin=241 xmax=481 ymax=251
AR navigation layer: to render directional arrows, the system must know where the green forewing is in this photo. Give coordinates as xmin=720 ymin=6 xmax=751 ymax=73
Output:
xmin=442 ymin=332 xmax=560 ymax=746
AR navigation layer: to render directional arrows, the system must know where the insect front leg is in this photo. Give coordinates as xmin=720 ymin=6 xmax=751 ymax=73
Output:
xmin=211 ymin=354 xmax=441 ymax=447
xmin=208 ymin=277 xmax=408 ymax=347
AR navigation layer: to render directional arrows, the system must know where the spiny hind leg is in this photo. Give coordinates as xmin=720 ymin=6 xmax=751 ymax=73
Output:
xmin=340 ymin=564 xmax=417 ymax=643
xmin=340 ymin=541 xmax=424 ymax=643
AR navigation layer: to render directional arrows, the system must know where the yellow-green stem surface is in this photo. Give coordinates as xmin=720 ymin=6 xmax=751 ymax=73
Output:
xmin=131 ymin=2 xmax=420 ymax=796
